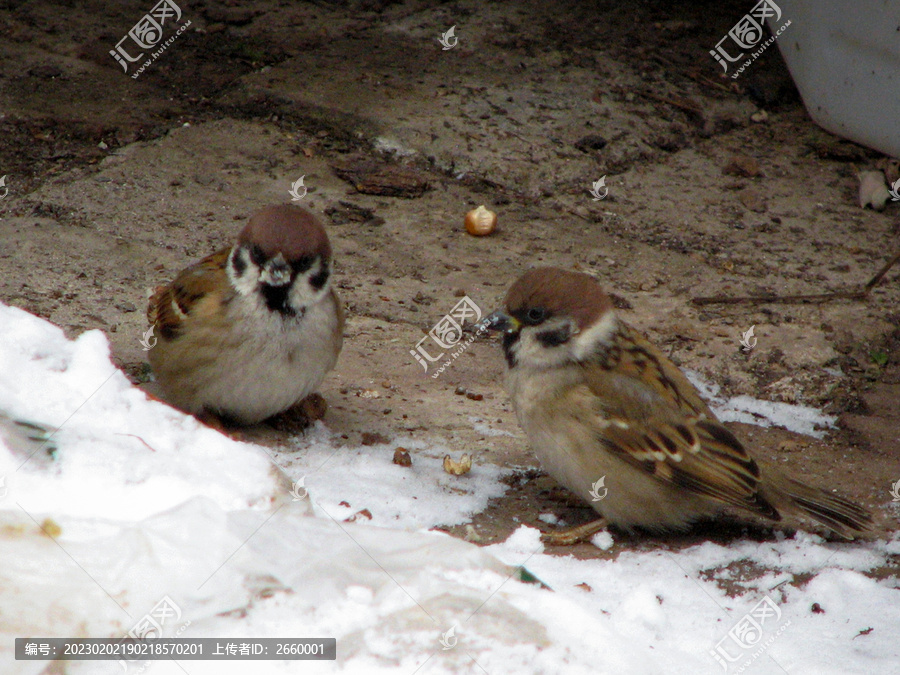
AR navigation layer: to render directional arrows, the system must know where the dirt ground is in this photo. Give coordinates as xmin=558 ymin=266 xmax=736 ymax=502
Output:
xmin=1 ymin=0 xmax=898 ymax=574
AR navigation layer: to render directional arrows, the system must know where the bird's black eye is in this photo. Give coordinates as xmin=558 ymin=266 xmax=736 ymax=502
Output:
xmin=309 ymin=264 xmax=329 ymax=290
xmin=526 ymin=307 xmax=546 ymax=324
xmin=291 ymin=255 xmax=314 ymax=275
xmin=249 ymin=245 xmax=267 ymax=266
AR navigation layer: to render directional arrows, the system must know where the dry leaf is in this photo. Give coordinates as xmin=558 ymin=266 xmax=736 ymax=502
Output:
xmin=443 ymin=453 xmax=472 ymax=476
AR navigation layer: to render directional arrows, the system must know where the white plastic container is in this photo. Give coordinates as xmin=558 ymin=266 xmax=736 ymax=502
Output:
xmin=769 ymin=0 xmax=900 ymax=157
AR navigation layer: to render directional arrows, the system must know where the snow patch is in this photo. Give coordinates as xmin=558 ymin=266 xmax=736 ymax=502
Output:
xmin=685 ymin=370 xmax=836 ymax=437
xmin=1 ymin=303 xmax=897 ymax=675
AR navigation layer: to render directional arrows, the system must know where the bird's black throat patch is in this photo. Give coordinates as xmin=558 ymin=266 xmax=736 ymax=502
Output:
xmin=261 ymin=283 xmax=296 ymax=316
xmin=502 ymin=330 xmax=520 ymax=368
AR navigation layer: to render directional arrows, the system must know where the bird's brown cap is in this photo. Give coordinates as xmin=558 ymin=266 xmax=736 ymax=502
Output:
xmin=238 ymin=204 xmax=331 ymax=262
xmin=504 ymin=267 xmax=613 ymax=330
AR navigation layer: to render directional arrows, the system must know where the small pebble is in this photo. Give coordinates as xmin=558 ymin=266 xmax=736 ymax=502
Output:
xmin=361 ymin=431 xmax=388 ymax=446
xmin=392 ymin=447 xmax=412 ymax=467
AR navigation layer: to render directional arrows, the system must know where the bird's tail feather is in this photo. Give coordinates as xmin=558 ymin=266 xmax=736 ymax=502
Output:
xmin=778 ymin=478 xmax=872 ymax=539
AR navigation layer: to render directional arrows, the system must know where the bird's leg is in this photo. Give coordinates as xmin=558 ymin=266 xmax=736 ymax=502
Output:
xmin=194 ymin=410 xmax=249 ymax=441
xmin=268 ymin=393 xmax=328 ymax=433
xmin=542 ymin=518 xmax=608 ymax=546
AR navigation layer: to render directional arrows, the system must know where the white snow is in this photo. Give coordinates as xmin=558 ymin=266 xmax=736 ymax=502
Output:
xmin=537 ymin=512 xmax=561 ymax=526
xmin=685 ymin=370 xmax=837 ymax=438
xmin=270 ymin=423 xmax=510 ymax=529
xmin=590 ymin=529 xmax=615 ymax=551
xmin=1 ymin=302 xmax=897 ymax=675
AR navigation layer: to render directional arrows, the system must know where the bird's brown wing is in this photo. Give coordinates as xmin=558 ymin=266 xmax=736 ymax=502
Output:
xmin=581 ymin=323 xmax=779 ymax=519
xmin=147 ymin=248 xmax=231 ymax=341
xmin=592 ymin=322 xmax=716 ymax=419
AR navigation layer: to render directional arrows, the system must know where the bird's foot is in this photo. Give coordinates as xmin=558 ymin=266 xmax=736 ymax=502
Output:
xmin=541 ymin=518 xmax=608 ymax=546
xmin=268 ymin=393 xmax=328 ymax=433
xmin=194 ymin=410 xmax=249 ymax=441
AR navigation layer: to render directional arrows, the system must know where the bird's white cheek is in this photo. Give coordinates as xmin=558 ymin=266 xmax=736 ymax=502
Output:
xmin=287 ymin=268 xmax=330 ymax=311
xmin=226 ymin=250 xmax=261 ymax=297
xmin=513 ymin=332 xmax=575 ymax=371
xmin=572 ymin=312 xmax=618 ymax=361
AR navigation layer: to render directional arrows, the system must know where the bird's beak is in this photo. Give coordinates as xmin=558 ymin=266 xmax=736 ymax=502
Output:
xmin=478 ymin=310 xmax=520 ymax=333
xmin=262 ymin=254 xmax=292 ymax=287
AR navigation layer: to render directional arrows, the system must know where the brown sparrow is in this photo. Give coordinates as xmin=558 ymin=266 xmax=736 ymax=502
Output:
xmin=485 ymin=267 xmax=872 ymax=543
xmin=147 ymin=204 xmax=343 ymax=425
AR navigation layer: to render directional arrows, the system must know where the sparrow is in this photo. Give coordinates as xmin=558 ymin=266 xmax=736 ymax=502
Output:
xmin=485 ymin=267 xmax=872 ymax=544
xmin=147 ymin=204 xmax=343 ymax=426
